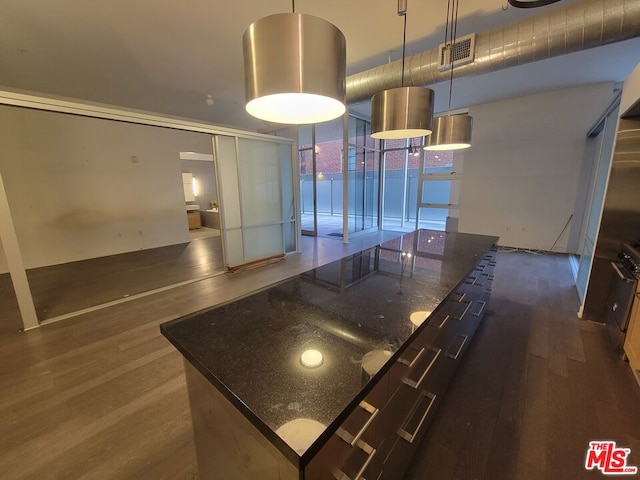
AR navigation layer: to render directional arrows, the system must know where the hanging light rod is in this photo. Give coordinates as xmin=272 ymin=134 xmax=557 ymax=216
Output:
xmin=242 ymin=2 xmax=346 ymax=125
xmin=425 ymin=0 xmax=473 ymax=151
xmin=370 ymin=0 xmax=434 ymax=139
xmin=408 ymin=139 xmax=420 ymax=156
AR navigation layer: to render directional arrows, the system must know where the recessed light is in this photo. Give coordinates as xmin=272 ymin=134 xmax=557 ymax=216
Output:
xmin=300 ymin=349 xmax=323 ymax=368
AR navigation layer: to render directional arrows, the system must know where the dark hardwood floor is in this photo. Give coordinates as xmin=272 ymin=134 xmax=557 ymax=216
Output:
xmin=406 ymin=250 xmax=640 ymax=480
xmin=1 ymin=239 xmax=639 ymax=479
xmin=26 ymin=235 xmax=225 ymax=321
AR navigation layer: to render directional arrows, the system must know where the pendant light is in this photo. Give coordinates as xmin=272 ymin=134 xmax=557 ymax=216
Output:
xmin=370 ymin=0 xmax=434 ymax=140
xmin=425 ymin=0 xmax=473 ymax=151
xmin=243 ymin=1 xmax=346 ymax=125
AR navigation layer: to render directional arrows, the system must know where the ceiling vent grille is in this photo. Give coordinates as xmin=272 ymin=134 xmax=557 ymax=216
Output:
xmin=438 ymin=33 xmax=476 ymax=71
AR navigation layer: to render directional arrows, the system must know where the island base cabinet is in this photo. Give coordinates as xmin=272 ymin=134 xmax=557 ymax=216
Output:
xmin=624 ymin=293 xmax=640 ymax=371
xmin=305 ymin=378 xmax=389 ymax=480
xmin=183 ymin=360 xmax=298 ymax=480
xmin=305 ymin=435 xmax=384 ymax=480
xmin=165 ymin=241 xmax=498 ymax=480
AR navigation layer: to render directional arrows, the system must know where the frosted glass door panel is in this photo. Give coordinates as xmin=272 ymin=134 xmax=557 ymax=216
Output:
xmin=238 ymin=139 xmax=282 ymax=226
xmin=284 ymin=222 xmax=296 ymax=253
xmin=244 ymin=225 xmax=283 ymax=259
xmin=280 ymin=143 xmax=297 ymax=253
xmin=225 ymin=229 xmax=244 ymax=265
xmin=214 ymin=133 xmax=296 ymax=268
xmin=216 ymin=136 xmax=241 ymax=229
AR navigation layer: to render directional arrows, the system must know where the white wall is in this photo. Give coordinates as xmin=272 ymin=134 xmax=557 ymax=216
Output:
xmin=621 ymin=62 xmax=640 ymax=116
xmin=0 ymin=105 xmax=213 ymax=271
xmin=459 ymin=82 xmax=615 ymax=253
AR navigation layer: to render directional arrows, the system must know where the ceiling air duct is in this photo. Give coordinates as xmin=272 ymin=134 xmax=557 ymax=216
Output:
xmin=346 ymin=0 xmax=640 ymax=105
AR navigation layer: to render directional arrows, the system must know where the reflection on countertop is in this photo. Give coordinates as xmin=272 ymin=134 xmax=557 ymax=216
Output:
xmin=160 ymin=229 xmax=497 ymax=463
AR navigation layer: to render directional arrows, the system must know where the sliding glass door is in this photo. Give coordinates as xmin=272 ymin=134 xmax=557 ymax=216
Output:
xmin=213 ymin=134 xmax=296 ymax=267
xmin=347 ymin=115 xmax=380 ymax=235
xmin=299 ymin=125 xmax=318 ymax=236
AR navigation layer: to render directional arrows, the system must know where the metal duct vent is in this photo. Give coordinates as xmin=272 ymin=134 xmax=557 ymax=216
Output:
xmin=346 ymin=0 xmax=640 ymax=105
xmin=438 ymin=33 xmax=476 ymax=71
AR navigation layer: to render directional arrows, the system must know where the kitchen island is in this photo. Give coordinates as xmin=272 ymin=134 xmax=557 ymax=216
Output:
xmin=161 ymin=229 xmax=498 ymax=479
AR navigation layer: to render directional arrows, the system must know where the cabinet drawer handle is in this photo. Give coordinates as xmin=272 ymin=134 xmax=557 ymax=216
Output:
xmin=428 ymin=314 xmax=449 ymax=329
xmin=333 ymin=440 xmax=377 ymax=480
xmin=350 ymin=401 xmax=380 ymax=447
xmin=403 ymin=347 xmax=441 ymax=389
xmin=336 ymin=401 xmax=380 ymax=447
xmin=398 ymin=346 xmax=424 ymax=368
xmin=398 ymin=391 xmax=437 ymax=444
xmin=470 ymin=300 xmax=486 ymax=317
xmin=447 ymin=334 xmax=468 ymax=359
xmin=457 ymin=301 xmax=472 ymax=320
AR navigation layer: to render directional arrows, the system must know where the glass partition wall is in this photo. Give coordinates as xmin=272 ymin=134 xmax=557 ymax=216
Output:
xmin=214 ymin=134 xmax=297 ymax=268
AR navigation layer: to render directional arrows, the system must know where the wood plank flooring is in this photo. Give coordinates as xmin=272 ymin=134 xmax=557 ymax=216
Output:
xmin=405 ymin=250 xmax=640 ymax=480
xmin=25 ymin=235 xmax=225 ymax=321
xmin=1 ymin=239 xmax=639 ymax=479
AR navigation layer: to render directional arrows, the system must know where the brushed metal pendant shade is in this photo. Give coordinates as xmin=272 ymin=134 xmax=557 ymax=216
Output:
xmin=370 ymin=86 xmax=435 ymax=139
xmin=243 ymin=13 xmax=346 ymax=125
xmin=424 ymin=115 xmax=473 ymax=151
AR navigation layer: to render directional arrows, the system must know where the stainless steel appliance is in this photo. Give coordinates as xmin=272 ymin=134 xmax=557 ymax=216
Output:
xmin=606 ymin=243 xmax=640 ymax=354
xmin=584 ymin=117 xmax=640 ymax=323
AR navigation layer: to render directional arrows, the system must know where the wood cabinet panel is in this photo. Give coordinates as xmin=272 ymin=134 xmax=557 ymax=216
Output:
xmin=624 ymin=294 xmax=640 ymax=371
xmin=382 ymin=389 xmax=439 ymax=480
xmin=187 ymin=211 xmax=201 ymax=229
xmin=306 ymin=378 xmax=388 ymax=480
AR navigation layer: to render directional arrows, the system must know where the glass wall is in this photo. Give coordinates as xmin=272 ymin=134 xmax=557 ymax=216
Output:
xmin=419 ymin=150 xmax=459 ymax=231
xmin=298 ymin=115 xmax=380 ymax=238
xmin=296 ymin=115 xmax=464 ymax=238
xmin=381 ymin=138 xmax=459 ymax=232
xmin=347 ymin=115 xmax=380 ymax=235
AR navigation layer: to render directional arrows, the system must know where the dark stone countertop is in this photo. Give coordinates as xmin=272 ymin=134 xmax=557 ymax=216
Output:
xmin=160 ymin=229 xmax=497 ymax=468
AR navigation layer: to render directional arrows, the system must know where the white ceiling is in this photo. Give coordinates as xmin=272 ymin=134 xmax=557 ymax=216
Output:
xmin=1 ymin=0 xmax=639 ymax=132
